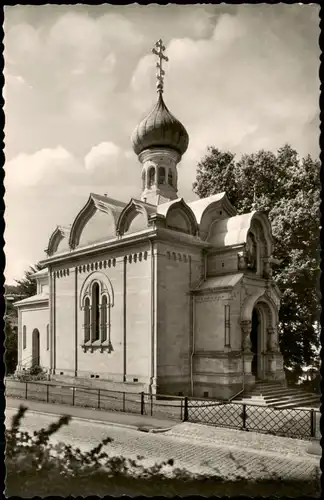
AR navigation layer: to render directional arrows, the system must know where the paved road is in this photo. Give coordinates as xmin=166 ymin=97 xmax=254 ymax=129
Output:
xmin=5 ymin=406 xmax=319 ymax=482
xmin=5 ymin=397 xmax=176 ymax=430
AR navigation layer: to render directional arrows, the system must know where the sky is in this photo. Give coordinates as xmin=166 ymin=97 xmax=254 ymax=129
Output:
xmin=4 ymin=4 xmax=320 ymax=284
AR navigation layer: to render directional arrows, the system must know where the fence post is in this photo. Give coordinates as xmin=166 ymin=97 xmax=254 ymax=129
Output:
xmin=183 ymin=397 xmax=188 ymax=422
xmin=310 ymin=409 xmax=315 ymax=438
xmin=46 ymin=384 xmax=49 ymax=403
xmin=25 ymin=382 xmax=28 ymax=400
xmin=180 ymin=398 xmax=183 ymax=421
xmin=72 ymin=387 xmax=75 ymax=406
xmin=242 ymin=404 xmax=246 ymax=430
xmin=123 ymin=392 xmax=126 ymax=412
xmin=98 ymin=389 xmax=101 ymax=410
xmin=140 ymin=392 xmax=145 ymax=415
xmin=150 ymin=393 xmax=153 ymax=416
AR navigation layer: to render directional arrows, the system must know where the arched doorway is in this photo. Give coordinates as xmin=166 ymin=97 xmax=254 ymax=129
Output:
xmin=32 ymin=329 xmax=40 ymax=367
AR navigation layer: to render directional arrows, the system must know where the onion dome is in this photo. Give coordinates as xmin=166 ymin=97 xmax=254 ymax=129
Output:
xmin=131 ymin=93 xmax=189 ymax=157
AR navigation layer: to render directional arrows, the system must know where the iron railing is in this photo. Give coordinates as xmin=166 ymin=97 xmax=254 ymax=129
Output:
xmin=186 ymin=397 xmax=320 ymax=440
xmin=4 ymin=379 xmax=320 ymax=440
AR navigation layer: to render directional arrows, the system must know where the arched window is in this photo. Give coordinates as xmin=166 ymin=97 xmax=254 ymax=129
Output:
xmin=46 ymin=324 xmax=49 ymax=350
xmin=246 ymin=232 xmax=257 ymax=271
xmin=158 ymin=166 xmax=166 ymax=185
xmin=168 ymin=170 xmax=173 ymax=186
xmin=80 ymin=275 xmax=114 ymax=353
xmin=23 ymin=326 xmax=26 ymax=350
xmin=84 ymin=297 xmax=91 ymax=343
xmin=101 ymin=295 xmax=108 ymax=343
xmin=148 ymin=167 xmax=155 ymax=187
xmin=91 ymin=282 xmax=100 ymax=341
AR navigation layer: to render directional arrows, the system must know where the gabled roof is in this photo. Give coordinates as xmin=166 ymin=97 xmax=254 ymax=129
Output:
xmin=157 ymin=198 xmax=199 ymax=235
xmin=47 ymin=226 xmax=71 ymax=256
xmin=188 ymin=192 xmax=237 ymax=224
xmin=14 ymin=293 xmax=49 ymax=307
xmin=156 ymin=197 xmax=182 ymax=217
xmin=32 ymin=268 xmax=48 ymax=278
xmin=208 ymin=211 xmax=272 ymax=251
xmin=116 ymin=198 xmax=157 ymax=235
xmin=192 ymin=273 xmax=244 ymax=292
xmin=208 ymin=212 xmax=256 ymax=248
xmin=69 ymin=193 xmax=127 ymax=249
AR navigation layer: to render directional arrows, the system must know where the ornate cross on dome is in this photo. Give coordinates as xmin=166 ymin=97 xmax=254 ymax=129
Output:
xmin=152 ymin=39 xmax=169 ymax=94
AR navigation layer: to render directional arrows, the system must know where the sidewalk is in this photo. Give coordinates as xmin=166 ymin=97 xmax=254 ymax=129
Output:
xmin=6 ymin=397 xmax=320 ymax=482
xmin=6 ymin=397 xmax=319 ymax=461
xmin=5 ymin=397 xmax=177 ymax=431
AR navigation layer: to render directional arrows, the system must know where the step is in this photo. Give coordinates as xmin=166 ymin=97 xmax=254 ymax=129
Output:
xmin=232 ymin=399 xmax=268 ymax=406
xmin=235 ymin=392 xmax=319 ymax=406
xmin=261 ymin=395 xmax=303 ymax=404
xmin=255 ymin=382 xmax=286 ymax=389
xmin=260 ymin=389 xmax=306 ymax=399
xmin=239 ymin=389 xmax=304 ymax=401
xmin=274 ymin=398 xmax=320 ymax=410
xmin=270 ymin=395 xmax=320 ymax=409
xmin=252 ymin=387 xmax=302 ymax=395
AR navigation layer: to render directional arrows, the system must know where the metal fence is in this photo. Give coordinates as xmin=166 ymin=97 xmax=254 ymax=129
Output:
xmin=5 ymin=379 xmax=320 ymax=440
xmin=5 ymin=379 xmax=185 ymax=421
xmin=187 ymin=397 xmax=320 ymax=440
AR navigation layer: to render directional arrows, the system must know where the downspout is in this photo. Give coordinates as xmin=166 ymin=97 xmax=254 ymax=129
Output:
xmin=49 ymin=269 xmax=53 ymax=374
xmin=190 ymin=293 xmax=195 ymax=396
xmin=53 ymin=271 xmax=56 ymax=374
xmin=123 ymin=256 xmax=127 ymax=382
xmin=190 ymin=250 xmax=207 ymax=397
xmin=229 ymin=328 xmax=245 ymax=402
xmin=74 ymin=266 xmax=78 ymax=377
xmin=149 ymin=239 xmax=155 ymax=395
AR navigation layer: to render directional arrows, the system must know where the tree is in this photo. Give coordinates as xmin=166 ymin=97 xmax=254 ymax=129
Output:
xmin=4 ymin=298 xmax=18 ymax=375
xmin=5 ymin=263 xmax=43 ymax=375
xmin=5 ymin=405 xmax=320 ymax=497
xmin=193 ymin=144 xmax=320 ymax=378
xmin=15 ymin=263 xmax=43 ymax=297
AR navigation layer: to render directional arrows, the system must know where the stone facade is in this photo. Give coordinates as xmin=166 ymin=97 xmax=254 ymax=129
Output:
xmin=15 ymin=196 xmax=286 ymax=398
xmin=14 ymin=41 xmax=286 ymax=398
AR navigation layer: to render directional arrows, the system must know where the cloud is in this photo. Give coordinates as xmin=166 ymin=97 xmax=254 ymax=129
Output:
xmin=3 ymin=4 xmax=319 ymax=282
xmin=131 ymin=5 xmax=319 ymax=190
xmin=5 ymin=146 xmax=82 ymax=189
xmin=5 ymin=141 xmax=141 ymax=282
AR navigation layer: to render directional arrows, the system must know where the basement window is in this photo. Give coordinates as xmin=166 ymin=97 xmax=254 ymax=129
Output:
xmin=133 ymin=378 xmax=138 ymax=382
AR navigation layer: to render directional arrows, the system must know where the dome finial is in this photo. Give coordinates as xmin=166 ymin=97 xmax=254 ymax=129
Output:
xmin=152 ymin=39 xmax=168 ymax=94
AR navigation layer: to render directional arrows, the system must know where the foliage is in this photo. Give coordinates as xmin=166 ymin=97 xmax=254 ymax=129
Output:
xmin=14 ymin=262 xmax=44 ymax=298
xmin=5 ymin=263 xmax=43 ymax=375
xmin=4 ymin=299 xmax=18 ymax=375
xmin=5 ymin=406 xmax=320 ymax=497
xmin=14 ymin=365 xmax=48 ymax=382
xmin=193 ymin=144 xmax=320 ymax=376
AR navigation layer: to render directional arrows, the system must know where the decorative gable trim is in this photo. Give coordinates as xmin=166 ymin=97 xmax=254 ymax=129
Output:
xmin=189 ymin=193 xmax=237 ymax=224
xmin=116 ymin=198 xmax=157 ymax=236
xmin=159 ymin=198 xmax=198 ymax=236
xmin=47 ymin=226 xmax=71 ymax=256
xmin=69 ymin=193 xmax=126 ymax=250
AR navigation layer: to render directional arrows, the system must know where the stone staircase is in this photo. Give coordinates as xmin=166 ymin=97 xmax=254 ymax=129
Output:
xmin=233 ymin=381 xmax=320 ymax=409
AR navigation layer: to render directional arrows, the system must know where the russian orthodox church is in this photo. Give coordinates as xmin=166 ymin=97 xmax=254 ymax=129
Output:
xmin=14 ymin=40 xmax=286 ymax=399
